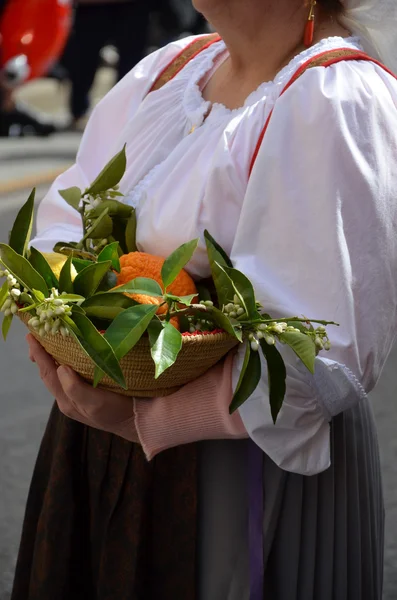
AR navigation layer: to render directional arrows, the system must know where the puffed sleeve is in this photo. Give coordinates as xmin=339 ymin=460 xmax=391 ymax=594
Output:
xmin=231 ymin=61 xmax=397 ymax=474
xmin=30 ymin=37 xmax=198 ymax=251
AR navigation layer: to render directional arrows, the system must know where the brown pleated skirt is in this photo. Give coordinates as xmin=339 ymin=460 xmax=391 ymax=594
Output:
xmin=11 ymin=403 xmax=198 ymax=600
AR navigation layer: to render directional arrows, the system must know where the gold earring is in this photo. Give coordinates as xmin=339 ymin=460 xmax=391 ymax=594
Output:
xmin=304 ymin=0 xmax=317 ymax=48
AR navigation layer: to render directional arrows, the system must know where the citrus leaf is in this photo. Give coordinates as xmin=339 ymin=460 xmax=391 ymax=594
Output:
xmin=260 ymin=339 xmax=287 ymax=424
xmin=0 ymin=281 xmax=8 ymax=308
xmin=88 ymin=199 xmax=132 ymax=219
xmin=111 ymin=217 xmax=128 ymax=254
xmin=209 ymin=306 xmax=243 ymax=342
xmin=229 ymin=344 xmax=261 ymax=414
xmin=32 ymin=289 xmax=45 ymax=302
xmin=58 ymin=187 xmax=82 ymax=211
xmin=74 ymin=261 xmax=112 ymax=298
xmin=223 ymin=266 xmax=261 ymax=320
xmin=0 ymin=243 xmax=48 ymax=296
xmin=161 ymin=239 xmax=199 ymax=290
xmin=58 ymin=256 xmax=74 ymax=294
xmin=125 ymin=210 xmax=137 ymax=253
xmin=53 ymin=244 xmax=95 ymax=262
xmin=2 ymin=314 xmax=13 ymax=341
xmin=97 ymin=242 xmax=120 ymax=273
xmin=9 ymin=188 xmax=35 ymax=258
xmin=94 ymin=304 xmax=158 ymax=385
xmin=164 ymin=293 xmax=197 ymax=306
xmin=279 ymin=331 xmax=316 ymax=374
xmin=71 ymin=308 xmax=126 ymax=389
xmin=85 ymin=145 xmax=127 ymax=196
xmin=82 ymin=208 xmax=113 ymax=241
xmin=20 ymin=292 xmax=34 ymax=306
xmin=112 ymin=277 xmax=163 ymax=297
xmin=29 ymin=247 xmax=59 ymax=289
xmin=150 ymin=320 xmax=183 ymax=378
xmin=72 ymin=258 xmax=93 ymax=274
xmin=203 ymin=230 xmax=233 ymax=268
xmin=81 ymin=292 xmax=137 ymax=320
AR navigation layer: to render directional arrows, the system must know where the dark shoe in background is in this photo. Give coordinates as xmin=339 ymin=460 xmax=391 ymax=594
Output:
xmin=0 ymin=104 xmax=57 ymax=137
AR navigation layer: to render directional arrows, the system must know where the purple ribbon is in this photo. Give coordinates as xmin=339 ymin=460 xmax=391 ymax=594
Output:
xmin=248 ymin=440 xmax=264 ymax=600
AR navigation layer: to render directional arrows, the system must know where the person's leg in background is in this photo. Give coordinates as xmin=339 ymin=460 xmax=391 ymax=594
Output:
xmin=63 ymin=3 xmax=109 ymax=125
xmin=111 ymin=1 xmax=151 ymax=82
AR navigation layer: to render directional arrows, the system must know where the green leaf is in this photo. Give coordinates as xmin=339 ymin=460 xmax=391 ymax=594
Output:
xmin=112 ymin=277 xmax=163 ymax=297
xmin=111 ymin=217 xmax=128 ymax=254
xmin=260 ymin=339 xmax=287 ymax=424
xmin=0 ymin=281 xmax=8 ymax=308
xmin=58 ymin=256 xmax=74 ymax=294
xmin=20 ymin=292 xmax=34 ymax=306
xmin=223 ymin=266 xmax=261 ymax=320
xmin=53 ymin=244 xmax=96 ymax=262
xmin=229 ymin=343 xmax=261 ymax=413
xmin=150 ymin=320 xmax=183 ymax=378
xmin=0 ymin=244 xmax=48 ymax=296
xmin=71 ymin=308 xmax=126 ymax=389
xmin=74 ymin=261 xmax=112 ymax=298
xmin=203 ymin=230 xmax=233 ymax=268
xmin=87 ymin=199 xmax=133 ymax=219
xmin=97 ymin=242 xmax=120 ymax=272
xmin=196 ymin=281 xmax=213 ymax=303
xmin=29 ymin=247 xmax=59 ymax=289
xmin=2 ymin=314 xmax=13 ymax=341
xmin=85 ymin=145 xmax=127 ymax=196
xmin=72 ymin=258 xmax=93 ymax=274
xmin=125 ymin=210 xmax=137 ymax=253
xmin=279 ymin=331 xmax=316 ymax=374
xmin=94 ymin=304 xmax=158 ymax=385
xmin=32 ymin=289 xmax=45 ymax=302
xmin=161 ymin=239 xmax=199 ymax=290
xmin=19 ymin=303 xmax=39 ymax=313
xmin=209 ymin=306 xmax=243 ymax=342
xmin=81 ymin=292 xmax=137 ymax=320
xmin=9 ymin=188 xmax=35 ymax=257
xmin=164 ymin=293 xmax=197 ymax=306
xmin=59 ymin=187 xmax=82 ymax=211
xmin=83 ymin=208 xmax=113 ymax=241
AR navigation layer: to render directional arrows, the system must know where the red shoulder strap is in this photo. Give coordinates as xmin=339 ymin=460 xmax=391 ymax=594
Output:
xmin=248 ymin=49 xmax=397 ymax=178
xmin=148 ymin=33 xmax=221 ymax=94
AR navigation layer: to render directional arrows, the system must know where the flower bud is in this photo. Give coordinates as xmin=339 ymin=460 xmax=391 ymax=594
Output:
xmin=55 ymin=306 xmax=65 ymax=316
xmin=229 ymin=311 xmax=237 ymax=319
xmin=204 ymin=300 xmax=214 ymax=307
xmin=272 ymin=323 xmax=284 ymax=334
xmin=29 ymin=317 xmax=40 ymax=329
xmin=225 ymin=303 xmax=235 ymax=313
xmin=315 ymin=336 xmax=324 ymax=349
xmin=4 ymin=308 xmax=12 ymax=317
xmin=46 ymin=309 xmax=54 ymax=319
xmin=251 ymin=340 xmax=260 ymax=352
xmin=39 ymin=326 xmax=46 ymax=337
xmin=1 ymin=298 xmax=12 ymax=311
xmin=317 ymin=326 xmax=326 ymax=333
xmin=53 ymin=299 xmax=64 ymax=306
xmin=40 ymin=312 xmax=47 ymax=323
xmin=189 ymin=326 xmax=196 ymax=333
xmin=237 ymin=307 xmax=245 ymax=316
xmin=258 ymin=323 xmax=268 ymax=331
xmin=11 ymin=288 xmax=21 ymax=298
xmin=60 ymin=326 xmax=67 ymax=338
xmin=233 ymin=295 xmax=240 ymax=305
xmin=10 ymin=303 xmax=18 ymax=315
xmin=264 ymin=334 xmax=276 ymax=346
xmin=248 ymin=333 xmax=255 ymax=341
xmin=256 ymin=330 xmax=264 ymax=340
xmin=45 ymin=322 xmax=52 ymax=333
xmin=324 ymin=341 xmax=331 ymax=351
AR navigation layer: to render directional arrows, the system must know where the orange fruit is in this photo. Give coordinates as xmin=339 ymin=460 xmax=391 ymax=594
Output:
xmin=115 ymin=252 xmax=197 ymax=329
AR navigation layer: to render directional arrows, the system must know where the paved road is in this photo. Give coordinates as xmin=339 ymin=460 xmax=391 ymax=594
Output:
xmin=0 ymin=150 xmax=396 ymax=598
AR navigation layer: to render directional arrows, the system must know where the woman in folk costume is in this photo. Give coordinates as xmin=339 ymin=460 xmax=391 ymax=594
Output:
xmin=11 ymin=0 xmax=397 ymax=598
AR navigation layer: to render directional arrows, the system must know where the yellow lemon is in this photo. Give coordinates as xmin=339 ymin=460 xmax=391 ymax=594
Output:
xmin=42 ymin=252 xmax=78 ymax=281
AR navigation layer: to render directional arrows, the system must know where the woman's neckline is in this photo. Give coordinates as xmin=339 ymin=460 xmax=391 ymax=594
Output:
xmin=183 ymin=35 xmax=362 ymax=124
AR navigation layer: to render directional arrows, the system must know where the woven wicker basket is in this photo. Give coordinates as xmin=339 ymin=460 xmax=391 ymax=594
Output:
xmin=20 ymin=312 xmax=239 ymax=396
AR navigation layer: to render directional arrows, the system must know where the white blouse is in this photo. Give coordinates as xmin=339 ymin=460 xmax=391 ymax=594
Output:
xmin=31 ymin=35 xmax=397 ymax=475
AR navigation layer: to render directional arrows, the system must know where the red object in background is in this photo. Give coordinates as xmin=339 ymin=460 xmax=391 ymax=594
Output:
xmin=0 ymin=0 xmax=73 ymax=82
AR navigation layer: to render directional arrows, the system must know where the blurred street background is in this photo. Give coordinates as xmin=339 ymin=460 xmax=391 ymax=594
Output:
xmin=0 ymin=1 xmax=396 ymax=598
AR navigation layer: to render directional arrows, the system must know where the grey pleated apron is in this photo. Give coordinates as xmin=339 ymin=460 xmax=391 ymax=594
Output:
xmin=197 ymin=396 xmax=384 ymax=600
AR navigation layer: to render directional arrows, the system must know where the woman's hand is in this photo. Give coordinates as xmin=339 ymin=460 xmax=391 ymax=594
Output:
xmin=27 ymin=334 xmax=138 ymax=442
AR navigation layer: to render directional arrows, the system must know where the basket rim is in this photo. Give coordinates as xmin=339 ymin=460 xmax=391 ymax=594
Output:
xmin=19 ymin=311 xmax=238 ymax=345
